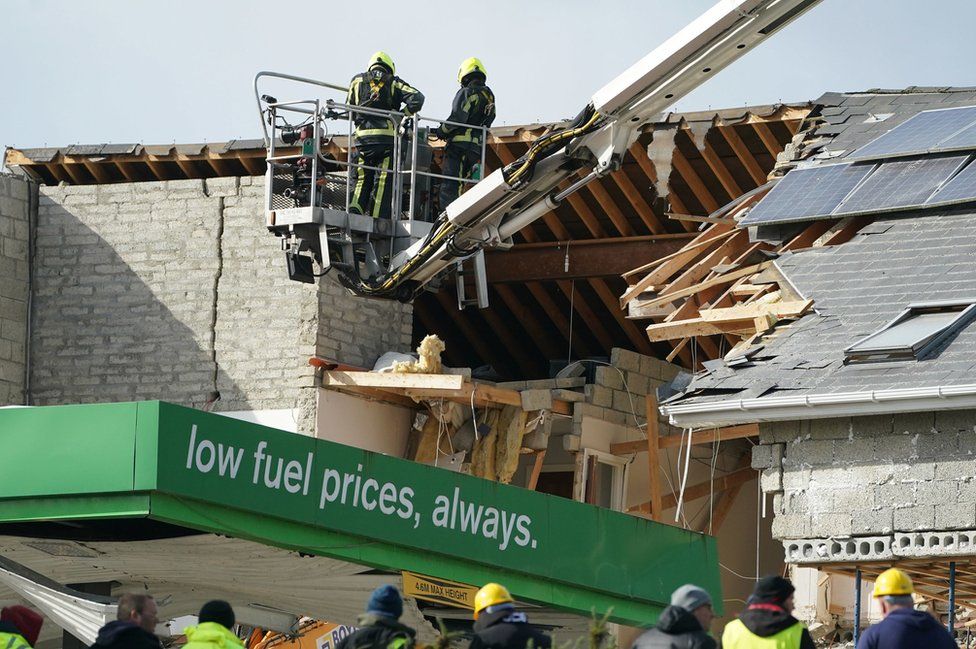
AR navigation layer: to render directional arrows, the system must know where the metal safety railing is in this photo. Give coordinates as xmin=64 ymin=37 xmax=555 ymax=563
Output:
xmin=254 ymin=71 xmax=488 ymax=225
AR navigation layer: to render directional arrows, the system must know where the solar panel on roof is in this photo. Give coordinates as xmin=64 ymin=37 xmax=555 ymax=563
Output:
xmin=850 ymin=106 xmax=976 ymax=160
xmin=926 ymin=158 xmax=976 ymax=206
xmin=933 ymin=121 xmax=976 ymax=152
xmin=833 ymin=155 xmax=968 ymax=215
xmin=739 ymin=163 xmax=873 ymax=226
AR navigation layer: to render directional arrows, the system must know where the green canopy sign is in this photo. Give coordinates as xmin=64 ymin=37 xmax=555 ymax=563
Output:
xmin=0 ymin=401 xmax=721 ymax=624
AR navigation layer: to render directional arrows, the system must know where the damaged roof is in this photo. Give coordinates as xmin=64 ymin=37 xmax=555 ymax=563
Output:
xmin=672 ymin=211 xmax=976 ymax=402
xmin=664 ymin=88 xmax=976 ymax=418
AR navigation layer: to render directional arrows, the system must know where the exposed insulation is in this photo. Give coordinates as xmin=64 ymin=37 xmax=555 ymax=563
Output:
xmin=469 ymin=409 xmax=500 ymax=480
xmin=494 ymin=406 xmax=529 ymax=484
xmin=390 ymin=335 xmax=445 ymax=374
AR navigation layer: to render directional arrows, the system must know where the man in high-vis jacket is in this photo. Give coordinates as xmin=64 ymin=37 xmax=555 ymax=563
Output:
xmin=857 ymin=568 xmax=954 ymax=649
xmin=721 ymin=576 xmax=814 ymax=649
xmin=0 ymin=605 xmax=43 ymax=649
xmin=435 ymin=57 xmax=496 ymax=212
xmin=346 ymin=51 xmax=425 ymax=219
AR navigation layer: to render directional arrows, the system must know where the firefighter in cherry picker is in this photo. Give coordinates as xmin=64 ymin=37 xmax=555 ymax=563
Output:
xmin=346 ymin=51 xmax=425 ymax=219
xmin=435 ymin=57 xmax=496 ymax=211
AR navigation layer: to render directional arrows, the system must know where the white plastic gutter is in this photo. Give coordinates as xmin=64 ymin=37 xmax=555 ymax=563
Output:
xmin=661 ymin=383 xmax=976 ymax=428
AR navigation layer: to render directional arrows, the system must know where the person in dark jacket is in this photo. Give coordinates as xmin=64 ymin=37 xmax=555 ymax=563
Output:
xmin=631 ymin=584 xmax=715 ymax=649
xmin=90 ymin=593 xmax=162 ymax=649
xmin=857 ymin=568 xmax=954 ymax=649
xmin=346 ymin=51 xmax=425 ymax=219
xmin=435 ymin=57 xmax=496 ymax=211
xmin=469 ymin=583 xmax=551 ymax=649
xmin=720 ymin=576 xmax=814 ymax=649
xmin=335 ymin=585 xmax=416 ymax=649
xmin=0 ymin=605 xmax=44 ymax=649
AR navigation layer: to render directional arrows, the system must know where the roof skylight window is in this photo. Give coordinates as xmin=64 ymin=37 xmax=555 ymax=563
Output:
xmin=844 ymin=301 xmax=976 ymax=363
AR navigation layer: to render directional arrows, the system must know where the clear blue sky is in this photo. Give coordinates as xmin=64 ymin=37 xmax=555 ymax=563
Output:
xmin=3 ymin=0 xmax=976 ymax=151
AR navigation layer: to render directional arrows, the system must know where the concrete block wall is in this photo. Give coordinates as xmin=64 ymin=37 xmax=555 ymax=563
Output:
xmin=755 ymin=411 xmax=976 ymax=542
xmin=31 ymin=177 xmax=411 ymax=428
xmin=0 ymin=173 xmax=32 ymax=405
xmin=578 ymin=347 xmax=682 ymax=429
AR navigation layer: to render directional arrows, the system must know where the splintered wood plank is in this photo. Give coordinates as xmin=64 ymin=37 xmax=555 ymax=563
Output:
xmin=661 ymin=230 xmax=750 ymax=295
xmin=641 ymin=262 xmax=772 ymax=310
xmin=660 ymin=466 xmax=755 ymax=510
xmin=698 ymin=299 xmax=813 ymax=322
xmin=658 ymin=424 xmax=759 ymax=448
xmin=646 ymin=318 xmax=755 ymax=342
xmin=620 ymin=227 xmax=734 ymax=307
xmin=611 ymin=423 xmax=758 ymax=454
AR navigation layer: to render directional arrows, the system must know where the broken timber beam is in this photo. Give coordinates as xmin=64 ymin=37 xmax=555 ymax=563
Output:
xmin=659 ymin=466 xmax=755 ymax=510
xmin=609 ymin=423 xmax=759 ymax=455
xmin=639 ymin=261 xmax=773 ymax=311
xmin=322 ymin=371 xmax=574 ymax=416
xmin=646 ymin=299 xmax=814 ymax=341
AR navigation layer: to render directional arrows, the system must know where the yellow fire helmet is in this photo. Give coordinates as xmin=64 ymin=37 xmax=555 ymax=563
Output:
xmin=474 ymin=582 xmax=513 ymax=619
xmin=368 ymin=51 xmax=395 ymax=74
xmin=458 ymin=57 xmax=487 ymax=83
xmin=872 ymin=568 xmax=914 ymax=598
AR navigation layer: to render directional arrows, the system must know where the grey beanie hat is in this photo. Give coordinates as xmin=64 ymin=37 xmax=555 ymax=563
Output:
xmin=671 ymin=584 xmax=712 ymax=612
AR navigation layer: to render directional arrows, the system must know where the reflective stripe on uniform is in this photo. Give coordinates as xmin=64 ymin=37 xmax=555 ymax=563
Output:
xmin=0 ymin=632 xmax=31 ymax=649
xmin=371 ymin=154 xmax=392 ymax=218
xmin=721 ymin=619 xmax=804 ymax=648
xmin=355 ymin=127 xmax=395 ymax=138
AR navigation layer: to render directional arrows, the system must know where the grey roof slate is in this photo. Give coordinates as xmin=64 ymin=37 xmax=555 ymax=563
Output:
xmin=676 ymin=88 xmax=976 ymax=407
xmin=810 ymin=88 xmax=976 ymax=158
xmin=679 ymin=209 xmax=976 ymax=405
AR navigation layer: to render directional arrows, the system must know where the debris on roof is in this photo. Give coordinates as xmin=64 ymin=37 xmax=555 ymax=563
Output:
xmin=637 ymin=87 xmax=976 ymax=409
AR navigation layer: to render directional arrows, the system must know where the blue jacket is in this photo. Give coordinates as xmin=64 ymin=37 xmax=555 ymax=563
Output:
xmin=857 ymin=608 xmax=955 ymax=649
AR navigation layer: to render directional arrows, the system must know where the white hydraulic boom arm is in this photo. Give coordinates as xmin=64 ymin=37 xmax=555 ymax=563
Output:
xmin=348 ymin=0 xmax=825 ymax=300
xmin=258 ymin=0 xmax=824 ymax=302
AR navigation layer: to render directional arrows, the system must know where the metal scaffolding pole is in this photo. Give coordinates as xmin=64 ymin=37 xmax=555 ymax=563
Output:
xmin=854 ymin=568 xmax=862 ymax=646
xmin=950 ymin=561 xmax=957 ymax=635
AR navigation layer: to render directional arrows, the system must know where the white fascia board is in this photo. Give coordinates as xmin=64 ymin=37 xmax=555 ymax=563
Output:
xmin=661 ymin=384 xmax=976 ymax=428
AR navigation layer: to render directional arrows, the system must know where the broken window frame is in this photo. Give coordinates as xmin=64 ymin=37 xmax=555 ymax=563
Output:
xmin=580 ymin=449 xmax=629 ymax=511
xmin=844 ymin=300 xmax=976 ymax=363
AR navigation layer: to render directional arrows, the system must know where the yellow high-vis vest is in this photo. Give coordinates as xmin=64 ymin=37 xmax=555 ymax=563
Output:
xmin=721 ymin=619 xmax=805 ymax=648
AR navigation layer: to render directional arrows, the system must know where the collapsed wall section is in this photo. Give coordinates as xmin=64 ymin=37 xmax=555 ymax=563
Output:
xmin=0 ymin=173 xmax=32 ymax=405
xmin=30 ymin=177 xmax=412 ymax=428
xmin=753 ymin=411 xmax=976 ymax=562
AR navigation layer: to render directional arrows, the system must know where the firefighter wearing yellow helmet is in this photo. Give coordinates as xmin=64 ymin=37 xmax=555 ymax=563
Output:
xmin=469 ymin=583 xmax=551 ymax=649
xmin=857 ymin=568 xmax=954 ymax=649
xmin=346 ymin=51 xmax=425 ymax=219
xmin=435 ymin=57 xmax=496 ymax=211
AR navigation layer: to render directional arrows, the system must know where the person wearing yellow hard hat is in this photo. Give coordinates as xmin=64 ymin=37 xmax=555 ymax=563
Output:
xmin=721 ymin=575 xmax=814 ymax=649
xmin=346 ymin=51 xmax=425 ymax=219
xmin=469 ymin=583 xmax=551 ymax=649
xmin=434 ymin=57 xmax=496 ymax=212
xmin=857 ymin=568 xmax=954 ymax=649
